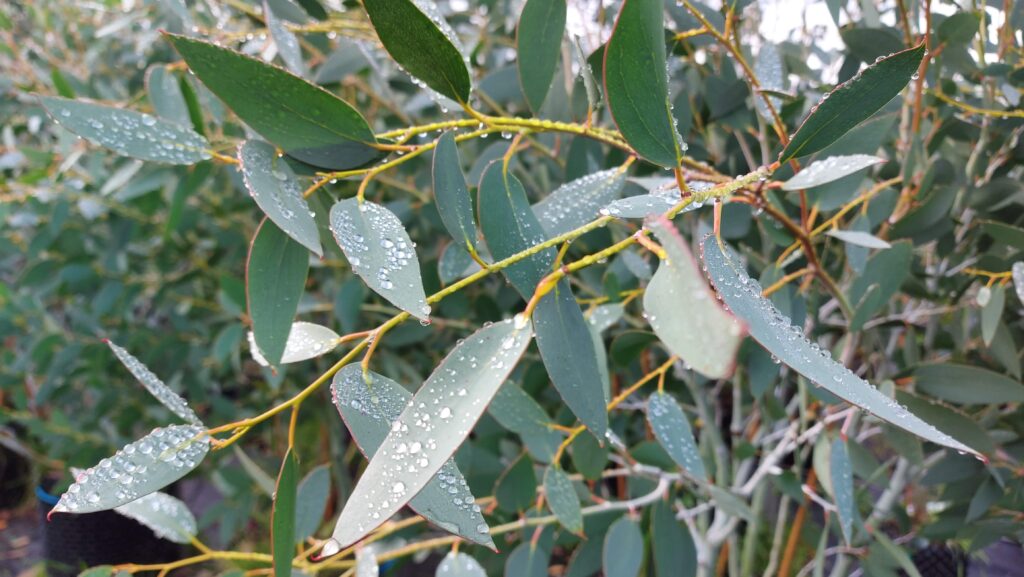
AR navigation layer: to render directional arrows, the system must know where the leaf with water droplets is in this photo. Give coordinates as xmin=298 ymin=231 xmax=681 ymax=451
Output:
xmin=604 ymin=0 xmax=685 ymax=168
xmin=603 ymin=516 xmax=644 ymax=577
xmin=438 ymin=243 xmax=482 ymax=285
xmin=328 ymin=318 xmax=532 ymax=549
xmin=824 ymin=229 xmax=891 ymax=249
xmin=39 ymin=96 xmax=210 ymax=165
xmin=113 ymin=491 xmax=197 ymax=544
xmin=602 ymin=180 xmax=714 ymax=220
xmin=532 ymin=168 xmax=627 ymax=237
xmin=329 ymin=198 xmax=430 ymax=321
xmin=435 ymin=551 xmax=486 ymax=577
xmin=265 ymin=0 xmax=308 ymax=77
xmin=479 ymin=161 xmax=609 ymax=437
xmin=588 ymin=303 xmax=625 ymax=333
xmin=239 ymin=139 xmax=323 ymax=256
xmin=644 ymin=217 xmax=745 ymax=379
xmin=165 ymin=33 xmax=381 ymax=170
xmin=362 ymin=0 xmax=472 ymax=103
xmin=105 ymin=340 xmax=203 ymax=426
xmin=779 ymin=44 xmax=925 ymax=162
xmin=145 ymin=65 xmax=191 ymax=127
xmin=488 ymin=382 xmax=562 ymax=462
xmin=781 ymin=155 xmax=885 ymax=191
xmin=295 ymin=464 xmax=331 ymax=542
xmin=1013 ymin=262 xmax=1024 ymax=304
xmin=332 ymin=365 xmax=495 ymax=549
xmin=433 ymin=132 xmax=479 ymax=254
xmin=830 ymin=437 xmax=855 ymax=544
xmin=647 ymin=392 xmax=706 ymax=481
xmin=249 ymin=322 xmax=340 ymax=367
xmin=754 ymin=43 xmax=785 ymax=122
xmin=53 ymin=424 xmax=209 ymax=514
xmin=272 ymin=449 xmax=298 ymax=577
xmin=516 ymin=0 xmax=566 ymax=113
xmin=701 ymin=236 xmax=981 ymax=457
xmin=543 ymin=466 xmax=582 ymax=533
xmin=247 ymin=220 xmax=310 ymax=367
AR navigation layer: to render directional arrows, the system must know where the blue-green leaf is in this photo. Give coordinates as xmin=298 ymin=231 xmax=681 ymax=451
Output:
xmin=533 ymin=168 xmax=627 ymax=237
xmin=544 ymin=466 xmax=582 ymax=533
xmin=830 ymin=437 xmax=855 ymax=544
xmin=436 ymin=551 xmax=487 ymax=577
xmin=914 ymin=363 xmax=1024 ymax=405
xmin=145 ymin=65 xmax=191 ymax=127
xmin=603 ymin=516 xmax=644 ymax=577
xmin=647 ymin=392 xmax=706 ymax=480
xmin=505 ymin=542 xmax=549 ymax=577
xmin=105 ymin=340 xmax=202 ymax=426
xmin=247 ymin=220 xmax=310 ymax=367
xmin=433 ymin=132 xmax=479 ymax=253
xmin=294 ymin=465 xmax=331 ymax=542
xmin=516 ymin=0 xmax=567 ymax=113
xmin=113 ymin=492 xmax=197 ymax=544
xmin=272 ymin=449 xmax=298 ymax=577
xmin=781 ymin=155 xmax=885 ymax=191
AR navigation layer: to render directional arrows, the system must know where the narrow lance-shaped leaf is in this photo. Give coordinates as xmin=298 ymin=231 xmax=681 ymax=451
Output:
xmin=781 ymin=155 xmax=886 ymax=191
xmin=113 ymin=491 xmax=198 ymax=544
xmin=914 ymin=364 xmax=1024 ymax=405
xmin=362 ymin=0 xmax=472 ymax=103
xmin=436 ymin=551 xmax=487 ymax=577
xmin=248 ymin=321 xmax=341 ymax=367
xmin=294 ymin=464 xmax=331 ymax=542
xmin=603 ymin=516 xmax=644 ymax=577
xmin=53 ymin=424 xmax=209 ymax=514
xmin=332 ymin=365 xmax=495 ymax=549
xmin=329 ymin=198 xmax=430 ymax=321
xmin=432 ymin=132 xmax=479 ymax=253
xmin=1013 ymin=262 xmax=1024 ymax=303
xmin=39 ymin=96 xmax=210 ymax=165
xmin=830 ymin=437 xmax=856 ymax=544
xmin=701 ymin=236 xmax=982 ymax=457
xmin=647 ymin=392 xmax=707 ymax=480
xmin=488 ymin=382 xmax=563 ymax=462
xmin=651 ymin=499 xmax=697 ymax=577
xmin=532 ymin=168 xmax=627 ymax=237
xmin=265 ymin=0 xmax=308 ymax=77
xmin=754 ymin=43 xmax=785 ymax=122
xmin=604 ymin=0 xmax=685 ymax=168
xmin=165 ymin=34 xmax=382 ymax=170
xmin=644 ymin=217 xmax=746 ymax=378
xmin=272 ymin=449 xmax=298 ymax=577
xmin=325 ymin=317 xmax=533 ymax=551
xmin=779 ymin=44 xmax=925 ymax=162
xmin=543 ymin=466 xmax=583 ymax=533
xmin=516 ymin=0 xmax=567 ymax=113
xmin=239 ymin=139 xmax=323 ymax=256
xmin=145 ymin=65 xmax=191 ymax=127
xmin=247 ymin=220 xmax=310 ymax=367
xmin=824 ymin=230 xmax=891 ymax=249
xmin=105 ymin=340 xmax=203 ymax=426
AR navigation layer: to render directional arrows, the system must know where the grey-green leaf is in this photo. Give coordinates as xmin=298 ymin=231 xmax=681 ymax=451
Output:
xmin=603 ymin=516 xmax=644 ymax=577
xmin=247 ymin=322 xmax=341 ymax=367
xmin=824 ymin=230 xmax=892 ymax=249
xmin=327 ymin=317 xmax=533 ymax=549
xmin=647 ymin=392 xmax=706 ymax=481
xmin=489 ymin=382 xmax=563 ymax=462
xmin=53 ymin=424 xmax=209 ymax=514
xmin=114 ymin=492 xmax=197 ymax=544
xmin=145 ymin=65 xmax=191 ymax=127
xmin=272 ymin=449 xmax=298 ymax=577
xmin=329 ymin=198 xmax=430 ymax=321
xmin=651 ymin=499 xmax=696 ymax=577
xmin=754 ymin=43 xmax=785 ymax=122
xmin=105 ymin=340 xmax=202 ymax=426
xmin=433 ymin=132 xmax=479 ymax=253
xmin=505 ymin=542 xmax=549 ymax=577
xmin=516 ymin=0 xmax=566 ymax=113
xmin=914 ymin=363 xmax=1024 ymax=405
xmin=294 ymin=465 xmax=331 ymax=542
xmin=266 ymin=0 xmax=307 ymax=76
xmin=702 ymin=236 xmax=980 ymax=457
xmin=781 ymin=155 xmax=885 ymax=191
xmin=40 ymin=96 xmax=210 ymax=165
xmin=830 ymin=437 xmax=855 ymax=544
xmin=980 ymin=284 xmax=1005 ymax=347
xmin=532 ymin=168 xmax=627 ymax=237
xmin=239 ymin=139 xmax=323 ymax=256
xmin=544 ymin=466 xmax=582 ymax=533
xmin=436 ymin=551 xmax=487 ymax=577
xmin=247 ymin=220 xmax=310 ymax=367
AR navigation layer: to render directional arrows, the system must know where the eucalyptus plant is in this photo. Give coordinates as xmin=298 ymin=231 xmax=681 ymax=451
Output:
xmin=1 ymin=0 xmax=1023 ymax=576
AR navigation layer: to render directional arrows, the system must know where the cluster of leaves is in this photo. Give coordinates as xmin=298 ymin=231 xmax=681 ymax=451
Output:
xmin=1 ymin=0 xmax=1023 ymax=576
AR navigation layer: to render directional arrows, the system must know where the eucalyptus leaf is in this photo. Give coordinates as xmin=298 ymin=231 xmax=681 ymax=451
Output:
xmin=830 ymin=437 xmax=855 ymax=544
xmin=824 ymin=229 xmax=892 ymax=249
xmin=294 ymin=465 xmax=331 ymax=542
xmin=247 ymin=321 xmax=341 ymax=367
xmin=272 ymin=449 xmax=298 ymax=577
xmin=516 ymin=0 xmax=566 ymax=113
xmin=265 ymin=0 xmax=307 ymax=76
xmin=505 ymin=542 xmax=549 ymax=577
xmin=647 ymin=392 xmax=706 ymax=480
xmin=433 ymin=131 xmax=479 ymax=253
xmin=532 ymin=168 xmax=626 ymax=237
xmin=247 ymin=220 xmax=310 ymax=367
xmin=754 ymin=43 xmax=785 ymax=122
xmin=544 ymin=466 xmax=582 ymax=533
xmin=436 ymin=551 xmax=487 ymax=577
xmin=603 ymin=516 xmax=643 ymax=577
xmin=105 ymin=340 xmax=202 ymax=426
xmin=781 ymin=155 xmax=885 ymax=191
xmin=914 ymin=364 xmax=1024 ymax=405
xmin=113 ymin=491 xmax=197 ymax=544
xmin=145 ymin=65 xmax=191 ymax=127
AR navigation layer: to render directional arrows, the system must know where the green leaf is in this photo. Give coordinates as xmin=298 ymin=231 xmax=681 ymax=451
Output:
xmin=432 ymin=132 xmax=479 ymax=253
xmin=145 ymin=65 xmax=191 ymax=127
xmin=239 ymin=139 xmax=323 ymax=256
xmin=603 ymin=516 xmax=644 ymax=577
xmin=707 ymin=485 xmax=755 ymax=522
xmin=914 ymin=363 xmax=1024 ymax=405
xmin=505 ymin=542 xmax=549 ymax=577
xmin=754 ymin=43 xmax=785 ymax=122
xmin=265 ymin=0 xmax=307 ymax=76
xmin=294 ymin=465 xmax=330 ymax=542
xmin=572 ymin=36 xmax=602 ymax=112
xmin=247 ymin=220 xmax=310 ymax=367
xmin=781 ymin=155 xmax=885 ymax=191
xmin=362 ymin=0 xmax=472 ymax=103
xmin=516 ymin=0 xmax=566 ymax=113
xmin=647 ymin=392 xmax=706 ymax=480
xmin=651 ymin=499 xmax=696 ymax=577
xmin=604 ymin=0 xmax=684 ymax=168
xmin=840 ymin=27 xmax=904 ymax=63
xmin=489 ymin=382 xmax=563 ymax=462
xmin=272 ymin=449 xmax=298 ymax=577
xmin=105 ymin=340 xmax=202 ymax=426
xmin=966 ymin=477 xmax=1001 ymax=522
xmin=824 ymin=229 xmax=891 ymax=249
xmin=702 ymin=236 xmax=980 ymax=457
xmin=248 ymin=322 xmax=341 ymax=367
xmin=329 ymin=198 xmax=430 ymax=321
xmin=980 ymin=284 xmax=1005 ymax=347
xmin=533 ymin=168 xmax=627 ymax=237
xmin=436 ymin=551 xmax=487 ymax=577
xmin=165 ymin=33 xmax=380 ymax=170
xmin=848 ymin=241 xmax=912 ymax=331
xmin=53 ymin=424 xmax=209 ymax=514
xmin=897 ymin=392 xmax=995 ymax=455
xmin=327 ymin=317 xmax=533 ymax=549
xmin=830 ymin=437 xmax=855 ymax=544
xmin=478 ymin=161 xmax=608 ymax=437
xmin=938 ymin=12 xmax=982 ymax=46
xmin=78 ymin=567 xmax=114 ymax=577
xmin=114 ymin=492 xmax=197 ymax=544
xmin=496 ymin=453 xmax=537 ymax=513
xmin=39 ymin=96 xmax=209 ymax=165
xmin=439 ymin=243 xmax=482 ymax=285
xmin=332 ymin=365 xmax=495 ymax=549
xmin=644 ymin=217 xmax=745 ymax=378
xmin=570 ymin=430 xmax=609 ymax=481
xmin=779 ymin=44 xmax=925 ymax=162
xmin=544 ymin=466 xmax=582 ymax=533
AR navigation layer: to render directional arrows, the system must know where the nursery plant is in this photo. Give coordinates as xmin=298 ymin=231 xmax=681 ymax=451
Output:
xmin=1 ymin=0 xmax=1023 ymax=576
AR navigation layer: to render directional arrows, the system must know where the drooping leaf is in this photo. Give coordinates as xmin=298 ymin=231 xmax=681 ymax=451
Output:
xmin=488 ymin=382 xmax=563 ymax=462
xmin=332 ymin=365 xmax=495 ymax=549
xmin=543 ymin=466 xmax=582 ymax=533
xmin=830 ymin=437 xmax=855 ymax=544
xmin=897 ymin=392 xmax=995 ymax=456
xmin=478 ymin=161 xmax=608 ymax=437
xmin=247 ymin=220 xmax=310 ymax=367
xmin=145 ymin=65 xmax=191 ymax=127
xmin=272 ymin=449 xmax=298 ymax=577
xmin=327 ymin=317 xmax=533 ymax=549
xmin=329 ymin=198 xmax=430 ymax=321
xmin=644 ymin=217 xmax=745 ymax=378
xmin=113 ymin=491 xmax=197 ymax=544
xmin=701 ymin=236 xmax=980 ymax=457
xmin=53 ymin=424 xmax=209 ymax=514
xmin=505 ymin=542 xmax=549 ymax=577
xmin=436 ymin=551 xmax=487 ymax=577
xmin=980 ymin=284 xmax=1005 ymax=346
xmin=516 ymin=0 xmax=567 ymax=113
xmin=239 ymin=139 xmax=323 ymax=256
xmin=779 ymin=44 xmax=925 ymax=162
xmin=532 ymin=168 xmax=627 ymax=237
xmin=361 ymin=0 xmax=472 ymax=103
xmin=294 ymin=465 xmax=331 ymax=542
xmin=603 ymin=516 xmax=644 ymax=577
xmin=1014 ymin=262 xmax=1024 ymax=303
xmin=938 ymin=12 xmax=982 ymax=46
xmin=165 ymin=34 xmax=381 ymax=170
xmin=105 ymin=340 xmax=202 ymax=426
xmin=495 ymin=453 xmax=537 ymax=512
xmin=651 ymin=499 xmax=696 ymax=577
xmin=781 ymin=155 xmax=886 ymax=191
xmin=754 ymin=43 xmax=785 ymax=122
xmin=39 ymin=96 xmax=210 ymax=165
xmin=248 ymin=321 xmax=341 ymax=367
xmin=433 ymin=132 xmax=479 ymax=253
xmin=840 ymin=27 xmax=904 ymax=63
xmin=604 ymin=0 xmax=685 ymax=168
xmin=265 ymin=0 xmax=307 ymax=76
xmin=914 ymin=364 xmax=1024 ymax=405
xmin=647 ymin=392 xmax=706 ymax=480
xmin=707 ymin=485 xmax=755 ymax=522
xmin=824 ymin=229 xmax=892 ymax=249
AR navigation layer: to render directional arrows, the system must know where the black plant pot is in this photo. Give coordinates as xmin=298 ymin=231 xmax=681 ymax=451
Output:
xmin=37 ymin=481 xmax=183 ymax=577
xmin=0 ymin=443 xmax=32 ymax=509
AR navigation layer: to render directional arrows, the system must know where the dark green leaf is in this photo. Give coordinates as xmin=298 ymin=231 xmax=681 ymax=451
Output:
xmin=505 ymin=542 xmax=549 ymax=577
xmin=489 ymin=382 xmax=562 ymax=462
xmin=914 ymin=363 xmax=1024 ymax=405
xmin=570 ymin=430 xmax=609 ymax=481
xmin=647 ymin=392 xmax=706 ymax=480
xmin=533 ymin=168 xmax=626 ymax=237
xmin=272 ymin=449 xmax=297 ymax=577
xmin=294 ymin=465 xmax=330 ymax=542
xmin=980 ymin=284 xmax=1005 ymax=346
xmin=603 ymin=516 xmax=643 ymax=577
xmin=247 ymin=220 xmax=309 ymax=366
xmin=544 ymin=466 xmax=582 ymax=533
xmin=496 ymin=453 xmax=537 ymax=513
xmin=966 ymin=477 xmax=1001 ymax=522
xmin=896 ymin=392 xmax=994 ymax=455
xmin=840 ymin=27 xmax=904 ymax=63
xmin=938 ymin=12 xmax=982 ymax=46
xmin=145 ymin=65 xmax=191 ymax=127
xmin=849 ymin=241 xmax=912 ymax=331
xmin=830 ymin=437 xmax=855 ymax=544
xmin=517 ymin=0 xmax=566 ymax=113
xmin=651 ymin=499 xmax=696 ymax=577
xmin=781 ymin=155 xmax=885 ymax=191
xmin=433 ymin=132 xmax=479 ymax=253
